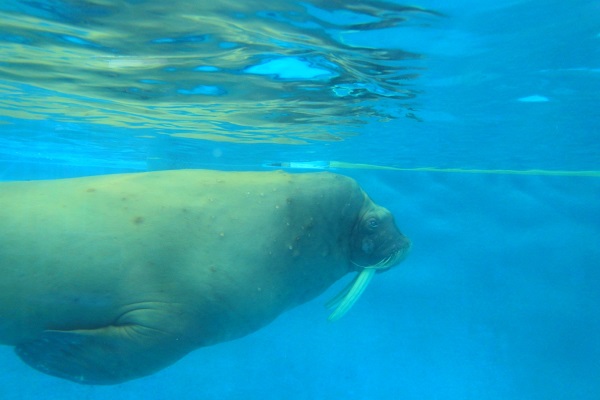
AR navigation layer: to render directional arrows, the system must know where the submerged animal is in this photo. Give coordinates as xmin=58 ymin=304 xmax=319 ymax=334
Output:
xmin=0 ymin=169 xmax=410 ymax=384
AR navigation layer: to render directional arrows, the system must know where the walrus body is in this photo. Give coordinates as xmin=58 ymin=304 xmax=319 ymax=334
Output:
xmin=0 ymin=169 xmax=410 ymax=384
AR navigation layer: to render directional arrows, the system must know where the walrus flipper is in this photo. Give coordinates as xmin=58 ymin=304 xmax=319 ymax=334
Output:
xmin=15 ymin=324 xmax=191 ymax=385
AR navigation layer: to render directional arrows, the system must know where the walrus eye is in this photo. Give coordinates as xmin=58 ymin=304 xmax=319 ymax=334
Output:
xmin=367 ymin=218 xmax=378 ymax=230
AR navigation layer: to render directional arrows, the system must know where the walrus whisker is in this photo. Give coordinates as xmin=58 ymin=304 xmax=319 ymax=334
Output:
xmin=326 ymin=268 xmax=376 ymax=322
xmin=350 ymin=251 xmax=398 ymax=271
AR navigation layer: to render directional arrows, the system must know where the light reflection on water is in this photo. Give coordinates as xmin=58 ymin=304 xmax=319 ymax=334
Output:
xmin=0 ymin=0 xmax=439 ymax=144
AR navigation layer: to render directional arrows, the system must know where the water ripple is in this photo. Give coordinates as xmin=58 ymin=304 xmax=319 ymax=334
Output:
xmin=0 ymin=0 xmax=440 ymax=144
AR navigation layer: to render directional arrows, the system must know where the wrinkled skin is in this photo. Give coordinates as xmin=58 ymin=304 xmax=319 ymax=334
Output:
xmin=350 ymin=197 xmax=411 ymax=270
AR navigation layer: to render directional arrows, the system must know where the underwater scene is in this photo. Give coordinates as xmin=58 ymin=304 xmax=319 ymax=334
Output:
xmin=0 ymin=0 xmax=599 ymax=399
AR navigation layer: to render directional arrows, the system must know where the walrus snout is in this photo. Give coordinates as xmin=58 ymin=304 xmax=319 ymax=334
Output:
xmin=389 ymin=233 xmax=412 ymax=262
xmin=360 ymin=232 xmax=410 ymax=261
xmin=378 ymin=234 xmax=411 ymax=272
xmin=369 ymin=231 xmax=411 ymax=272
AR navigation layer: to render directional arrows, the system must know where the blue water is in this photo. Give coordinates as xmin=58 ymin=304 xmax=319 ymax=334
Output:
xmin=1 ymin=0 xmax=599 ymax=399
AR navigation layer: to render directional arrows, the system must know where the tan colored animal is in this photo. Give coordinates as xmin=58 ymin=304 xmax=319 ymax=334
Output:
xmin=0 ymin=170 xmax=410 ymax=384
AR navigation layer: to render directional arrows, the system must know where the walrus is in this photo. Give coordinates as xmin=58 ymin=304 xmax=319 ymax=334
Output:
xmin=0 ymin=169 xmax=410 ymax=384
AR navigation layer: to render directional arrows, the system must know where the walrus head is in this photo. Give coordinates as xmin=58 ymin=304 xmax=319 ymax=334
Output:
xmin=349 ymin=203 xmax=411 ymax=271
xmin=326 ymin=196 xmax=411 ymax=321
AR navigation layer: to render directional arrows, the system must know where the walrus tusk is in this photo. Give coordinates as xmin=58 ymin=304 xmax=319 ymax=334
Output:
xmin=326 ymin=268 xmax=376 ymax=321
xmin=325 ymin=252 xmax=400 ymax=321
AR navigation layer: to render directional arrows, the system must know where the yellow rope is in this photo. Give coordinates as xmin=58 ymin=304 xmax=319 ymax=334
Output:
xmin=328 ymin=162 xmax=600 ymax=177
